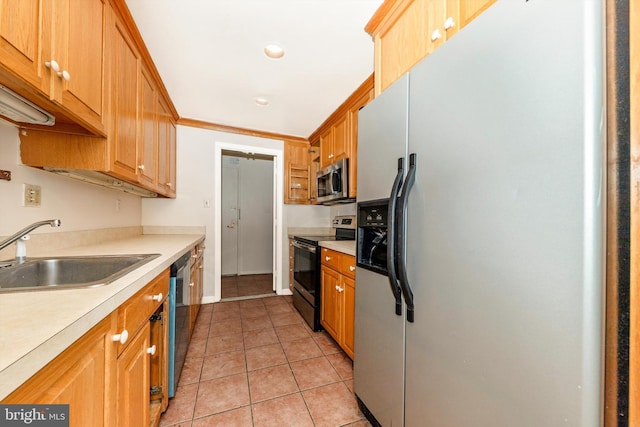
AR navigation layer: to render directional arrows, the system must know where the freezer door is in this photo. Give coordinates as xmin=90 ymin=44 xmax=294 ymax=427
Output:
xmin=404 ymin=0 xmax=604 ymax=426
xmin=354 ymin=75 xmax=409 ymax=427
xmin=356 ymin=75 xmax=409 ymax=202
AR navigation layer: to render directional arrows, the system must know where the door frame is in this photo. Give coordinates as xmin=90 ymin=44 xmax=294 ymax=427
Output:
xmin=214 ymin=141 xmax=284 ymax=300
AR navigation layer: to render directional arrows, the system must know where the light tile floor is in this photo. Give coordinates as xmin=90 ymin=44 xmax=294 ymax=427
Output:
xmin=221 ymin=274 xmax=274 ymax=300
xmin=160 ymin=295 xmax=372 ymax=427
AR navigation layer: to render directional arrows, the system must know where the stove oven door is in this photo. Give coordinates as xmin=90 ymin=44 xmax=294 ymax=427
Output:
xmin=292 ymin=239 xmax=319 ymax=305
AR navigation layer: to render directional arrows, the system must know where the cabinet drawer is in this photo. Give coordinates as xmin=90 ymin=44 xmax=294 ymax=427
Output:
xmin=116 ymin=269 xmax=169 ymax=354
xmin=340 ymin=255 xmax=356 ymax=279
xmin=321 ymin=248 xmax=341 ymax=270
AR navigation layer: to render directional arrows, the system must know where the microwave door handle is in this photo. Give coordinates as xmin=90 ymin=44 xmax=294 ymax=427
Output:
xmin=387 ymin=157 xmax=404 ymax=316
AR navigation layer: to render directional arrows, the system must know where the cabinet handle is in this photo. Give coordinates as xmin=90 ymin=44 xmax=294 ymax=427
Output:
xmin=431 ymin=29 xmax=442 ymax=41
xmin=349 ymin=265 xmax=355 ymax=272
xmin=189 ymin=282 xmax=195 ymax=287
xmin=325 ymin=256 xmax=331 ymax=261
xmin=328 ymin=154 xmax=334 ymax=159
xmin=44 ymin=60 xmax=60 ymax=72
xmin=138 ymin=164 xmax=145 ymax=171
xmin=112 ymin=329 xmax=129 ymax=344
xmin=444 ymin=17 xmax=455 ymax=30
xmin=167 ymin=183 xmax=173 ymax=188
xmin=146 ymin=345 xmax=157 ymax=355
xmin=57 ymin=69 xmax=71 ymax=81
xmin=199 ymin=265 xmax=204 ymax=270
xmin=152 ymin=292 xmax=163 ymax=301
xmin=336 ymin=285 xmax=344 ymax=293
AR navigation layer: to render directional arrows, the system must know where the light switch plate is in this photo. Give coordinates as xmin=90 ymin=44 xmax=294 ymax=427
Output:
xmin=23 ymin=183 xmax=41 ymax=207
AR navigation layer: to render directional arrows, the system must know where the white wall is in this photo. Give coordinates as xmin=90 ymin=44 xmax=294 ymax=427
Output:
xmin=0 ymin=121 xmax=141 ymax=237
xmin=142 ymin=125 xmax=332 ymax=302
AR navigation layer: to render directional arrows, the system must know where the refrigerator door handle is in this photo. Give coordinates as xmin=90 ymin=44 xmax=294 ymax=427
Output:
xmin=398 ymin=153 xmax=416 ymax=322
xmin=387 ymin=157 xmax=404 ymax=315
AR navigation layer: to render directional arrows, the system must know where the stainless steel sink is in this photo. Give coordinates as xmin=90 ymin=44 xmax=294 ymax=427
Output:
xmin=0 ymin=254 xmax=160 ymax=292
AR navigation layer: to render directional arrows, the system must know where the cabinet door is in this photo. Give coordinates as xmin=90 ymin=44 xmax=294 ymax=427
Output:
xmin=149 ymin=300 xmax=169 ymax=421
xmin=342 ymin=275 xmax=355 ymax=359
xmin=348 ymin=88 xmax=373 ymax=198
xmin=321 ymin=265 xmax=341 ymax=340
xmin=109 ymin=15 xmax=140 ymax=182
xmin=116 ymin=322 xmax=150 ymax=427
xmin=55 ymin=0 xmax=107 ymax=133
xmin=319 ymin=127 xmax=333 ymax=169
xmin=189 ymin=254 xmax=204 ymax=335
xmin=458 ymin=0 xmax=495 ymax=28
xmin=377 ymin=0 xmax=429 ymax=94
xmin=157 ymin=96 xmax=176 ymax=197
xmin=138 ymin=66 xmax=158 ymax=188
xmin=1 ymin=315 xmax=116 ymax=427
xmin=331 ymin=114 xmax=350 ymax=164
xmin=0 ymin=0 xmax=49 ymax=93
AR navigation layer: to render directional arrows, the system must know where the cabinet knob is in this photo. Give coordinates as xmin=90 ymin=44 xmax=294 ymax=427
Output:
xmin=349 ymin=265 xmax=355 ymax=272
xmin=167 ymin=183 xmax=173 ymax=188
xmin=328 ymin=154 xmax=334 ymax=159
xmin=146 ymin=345 xmax=157 ymax=355
xmin=138 ymin=164 xmax=145 ymax=171
xmin=152 ymin=292 xmax=163 ymax=301
xmin=44 ymin=60 xmax=60 ymax=72
xmin=57 ymin=69 xmax=71 ymax=81
xmin=112 ymin=329 xmax=129 ymax=344
xmin=444 ymin=17 xmax=455 ymax=30
xmin=431 ymin=29 xmax=442 ymax=41
xmin=336 ymin=285 xmax=344 ymax=293
xmin=189 ymin=282 xmax=195 ymax=287
xmin=325 ymin=256 xmax=331 ymax=261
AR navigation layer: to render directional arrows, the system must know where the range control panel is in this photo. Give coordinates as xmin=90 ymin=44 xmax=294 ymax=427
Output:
xmin=332 ymin=215 xmax=356 ymax=229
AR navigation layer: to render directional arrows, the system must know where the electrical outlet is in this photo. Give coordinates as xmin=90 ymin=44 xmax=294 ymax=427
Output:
xmin=23 ymin=183 xmax=41 ymax=207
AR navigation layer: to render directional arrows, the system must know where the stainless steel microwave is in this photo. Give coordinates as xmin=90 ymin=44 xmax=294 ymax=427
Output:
xmin=316 ymin=158 xmax=354 ymax=204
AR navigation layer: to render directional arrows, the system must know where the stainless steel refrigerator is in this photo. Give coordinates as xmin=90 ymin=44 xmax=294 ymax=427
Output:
xmin=354 ymin=1 xmax=605 ymax=426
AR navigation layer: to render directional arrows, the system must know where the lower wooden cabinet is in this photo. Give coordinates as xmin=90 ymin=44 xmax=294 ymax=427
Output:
xmin=116 ymin=322 xmax=151 ymax=427
xmin=320 ymin=248 xmax=356 ymax=359
xmin=2 ymin=268 xmax=171 ymax=427
xmin=189 ymin=242 xmax=205 ymax=336
xmin=1 ymin=314 xmax=117 ymax=426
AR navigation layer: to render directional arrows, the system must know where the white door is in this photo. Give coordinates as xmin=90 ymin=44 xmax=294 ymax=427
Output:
xmin=221 ymin=160 xmax=239 ymax=275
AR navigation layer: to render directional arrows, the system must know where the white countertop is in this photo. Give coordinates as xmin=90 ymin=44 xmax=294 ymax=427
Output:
xmin=0 ymin=233 xmax=204 ymax=400
xmin=319 ymin=240 xmax=356 ymax=257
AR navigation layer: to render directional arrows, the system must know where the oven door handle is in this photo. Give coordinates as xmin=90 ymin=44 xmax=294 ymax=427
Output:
xmin=292 ymin=241 xmax=317 ymax=253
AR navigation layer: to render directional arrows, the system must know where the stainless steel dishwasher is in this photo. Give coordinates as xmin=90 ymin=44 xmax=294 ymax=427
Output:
xmin=168 ymin=251 xmax=191 ymax=397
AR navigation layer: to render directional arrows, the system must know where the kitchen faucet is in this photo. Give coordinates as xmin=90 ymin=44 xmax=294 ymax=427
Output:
xmin=0 ymin=219 xmax=61 ymax=263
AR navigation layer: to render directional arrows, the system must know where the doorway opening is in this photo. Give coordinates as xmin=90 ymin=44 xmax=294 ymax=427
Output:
xmin=221 ymin=150 xmax=274 ymax=300
xmin=213 ymin=141 xmax=284 ymax=303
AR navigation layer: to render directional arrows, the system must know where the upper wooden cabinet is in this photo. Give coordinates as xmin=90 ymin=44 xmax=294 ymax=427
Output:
xmin=308 ymin=75 xmax=374 ymax=201
xmin=320 ymin=114 xmax=350 ymax=169
xmin=17 ymin=0 xmax=178 ymax=198
xmin=367 ymin=0 xmax=496 ymax=95
xmin=0 ymin=0 xmax=107 ymax=135
xmin=109 ymin=12 xmax=141 ymax=183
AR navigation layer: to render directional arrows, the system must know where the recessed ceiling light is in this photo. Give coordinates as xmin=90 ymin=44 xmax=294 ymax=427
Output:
xmin=264 ymin=43 xmax=285 ymax=59
xmin=254 ymin=97 xmax=269 ymax=106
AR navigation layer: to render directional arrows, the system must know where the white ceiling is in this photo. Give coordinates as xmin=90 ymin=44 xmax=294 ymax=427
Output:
xmin=124 ymin=0 xmax=383 ymax=138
